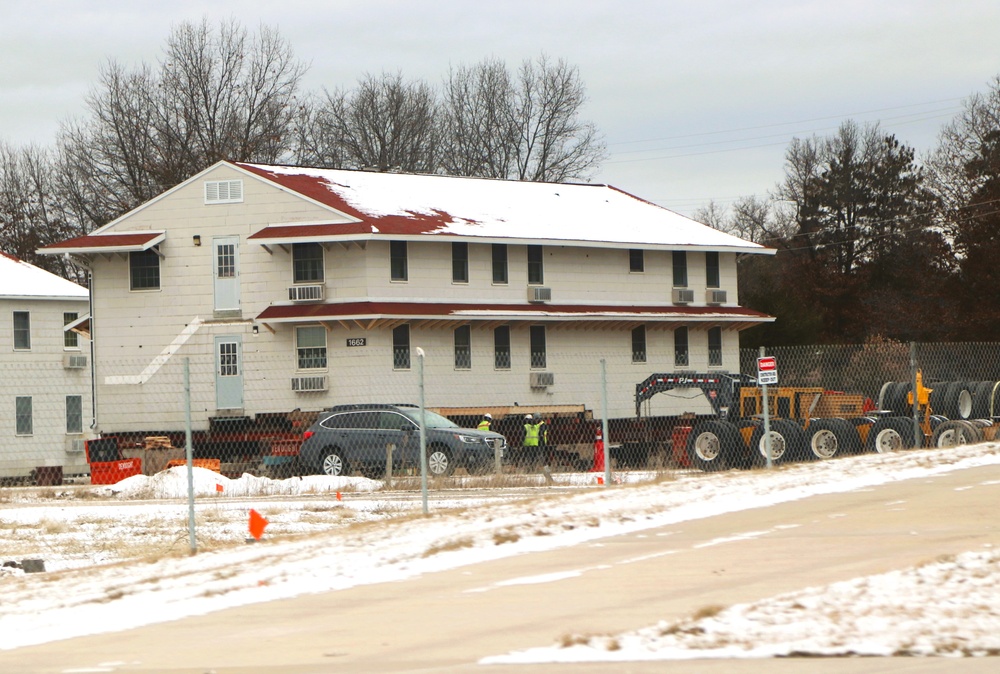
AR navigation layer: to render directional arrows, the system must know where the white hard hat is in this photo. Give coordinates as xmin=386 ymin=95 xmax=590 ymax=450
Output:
xmin=525 ymin=414 xmax=533 ymax=419
xmin=484 ymin=413 xmax=492 ymax=419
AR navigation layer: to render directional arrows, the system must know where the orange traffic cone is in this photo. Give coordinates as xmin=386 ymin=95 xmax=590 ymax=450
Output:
xmin=591 ymin=428 xmax=605 ymax=473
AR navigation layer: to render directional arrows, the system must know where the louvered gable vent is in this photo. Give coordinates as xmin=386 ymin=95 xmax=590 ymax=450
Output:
xmin=205 ymin=180 xmax=243 ymax=204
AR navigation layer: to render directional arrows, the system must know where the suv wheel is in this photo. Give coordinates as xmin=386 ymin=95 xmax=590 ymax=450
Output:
xmin=427 ymin=446 xmax=454 ymax=476
xmin=321 ymin=449 xmax=349 ymax=477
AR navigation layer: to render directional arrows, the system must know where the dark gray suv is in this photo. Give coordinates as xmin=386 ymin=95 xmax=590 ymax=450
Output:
xmin=299 ymin=404 xmax=507 ymax=478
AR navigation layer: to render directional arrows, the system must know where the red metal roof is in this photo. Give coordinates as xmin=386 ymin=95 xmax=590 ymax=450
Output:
xmin=38 ymin=231 xmax=165 ymax=253
xmin=256 ymin=301 xmax=771 ymax=324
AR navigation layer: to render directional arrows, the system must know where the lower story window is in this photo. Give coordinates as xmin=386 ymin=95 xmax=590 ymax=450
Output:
xmin=393 ymin=324 xmax=411 ymax=369
xmin=494 ymin=326 xmax=511 ymax=369
xmin=674 ymin=327 xmax=689 ymax=368
xmin=454 ymin=325 xmax=471 ymax=369
xmin=708 ymin=327 xmax=723 ymax=367
xmin=530 ymin=325 xmax=546 ymax=369
xmin=66 ymin=395 xmax=83 ymax=434
xmin=296 ymin=326 xmax=327 ymax=370
xmin=15 ymin=396 xmax=32 ymax=436
xmin=632 ymin=325 xmax=646 ymax=363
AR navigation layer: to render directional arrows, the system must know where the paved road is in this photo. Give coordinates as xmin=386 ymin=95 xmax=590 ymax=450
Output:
xmin=5 ymin=464 xmax=1000 ymax=674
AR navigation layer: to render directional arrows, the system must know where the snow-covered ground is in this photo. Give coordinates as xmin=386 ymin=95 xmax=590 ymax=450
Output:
xmin=2 ymin=445 xmax=1000 ymax=662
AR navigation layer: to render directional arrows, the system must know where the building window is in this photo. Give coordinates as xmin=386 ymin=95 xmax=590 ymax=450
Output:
xmin=672 ymin=251 xmax=688 ymax=288
xmin=130 ymin=249 xmax=160 ymax=290
xmin=632 ymin=325 xmax=646 ymax=363
xmin=64 ymin=312 xmax=79 ymax=349
xmin=494 ymin=325 xmax=511 ymax=369
xmin=66 ymin=395 xmax=83 ymax=434
xmin=295 ymin=326 xmax=327 ymax=370
xmin=393 ymin=325 xmax=410 ymax=369
xmin=390 ymin=241 xmax=408 ymax=281
xmin=674 ymin=327 xmax=689 ymax=367
xmin=708 ymin=327 xmax=723 ymax=367
xmin=293 ymin=243 xmax=324 ymax=283
xmin=454 ymin=325 xmax=471 ymax=369
xmin=15 ymin=396 xmax=32 ymax=436
xmin=216 ymin=242 xmax=236 ymax=279
xmin=527 ymin=245 xmax=544 ymax=285
xmin=492 ymin=244 xmax=508 ymax=284
xmin=219 ymin=341 xmax=240 ymax=377
xmin=530 ymin=325 xmax=546 ymax=369
xmin=706 ymin=251 xmax=720 ymax=288
xmin=452 ymin=242 xmax=469 ymax=283
xmin=13 ymin=311 xmax=30 ymax=350
xmin=629 ymin=249 xmax=644 ymax=273
xmin=204 ymin=179 xmax=243 ymax=204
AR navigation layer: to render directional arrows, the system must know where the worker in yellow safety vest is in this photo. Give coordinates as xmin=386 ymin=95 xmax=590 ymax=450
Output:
xmin=523 ymin=414 xmax=547 ymax=467
xmin=477 ymin=413 xmax=492 ymax=431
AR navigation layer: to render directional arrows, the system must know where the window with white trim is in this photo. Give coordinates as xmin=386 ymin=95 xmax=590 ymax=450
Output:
xmin=454 ymin=325 xmax=471 ymax=369
xmin=708 ymin=327 xmax=723 ymax=367
xmin=204 ymin=180 xmax=243 ymax=204
xmin=13 ymin=311 xmax=30 ymax=350
xmin=130 ymin=249 xmax=160 ymax=290
xmin=674 ymin=327 xmax=689 ymax=367
xmin=292 ymin=243 xmax=324 ymax=283
xmin=15 ymin=396 xmax=32 ymax=436
xmin=66 ymin=395 xmax=83 ymax=434
xmin=64 ymin=312 xmax=79 ymax=349
xmin=296 ymin=326 xmax=327 ymax=370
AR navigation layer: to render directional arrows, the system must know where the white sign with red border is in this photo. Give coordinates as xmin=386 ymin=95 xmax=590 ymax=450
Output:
xmin=757 ymin=356 xmax=778 ymax=385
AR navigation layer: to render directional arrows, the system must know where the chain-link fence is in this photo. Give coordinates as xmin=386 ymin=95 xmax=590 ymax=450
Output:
xmin=4 ymin=341 xmax=1000 ymax=486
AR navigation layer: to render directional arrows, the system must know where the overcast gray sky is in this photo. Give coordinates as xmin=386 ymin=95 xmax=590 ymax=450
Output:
xmin=3 ymin=1 xmax=999 ymax=216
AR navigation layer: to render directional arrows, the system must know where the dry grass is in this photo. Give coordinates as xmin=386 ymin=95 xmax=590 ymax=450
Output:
xmin=493 ymin=530 xmax=520 ymax=545
xmin=422 ymin=536 xmax=474 ymax=557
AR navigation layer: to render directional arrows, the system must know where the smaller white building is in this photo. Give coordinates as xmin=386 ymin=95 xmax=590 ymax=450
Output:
xmin=0 ymin=253 xmax=91 ymax=480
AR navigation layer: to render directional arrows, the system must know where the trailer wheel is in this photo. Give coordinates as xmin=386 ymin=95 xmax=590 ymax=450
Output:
xmin=864 ymin=417 xmax=920 ymax=453
xmin=321 ymin=448 xmax=349 ymax=476
xmin=942 ymin=382 xmax=973 ymax=419
xmin=970 ymin=381 xmax=992 ymax=418
xmin=685 ymin=420 xmax=741 ymax=472
xmin=805 ymin=418 xmax=860 ymax=460
xmin=960 ymin=419 xmax=985 ymax=443
xmin=747 ymin=419 xmax=805 ymax=466
xmin=931 ymin=420 xmax=976 ymax=448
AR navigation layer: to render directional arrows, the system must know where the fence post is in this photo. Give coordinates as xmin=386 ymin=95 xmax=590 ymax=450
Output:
xmin=601 ymin=358 xmax=611 ymax=487
xmin=910 ymin=342 xmax=921 ymax=448
xmin=184 ymin=357 xmax=196 ymax=555
xmin=760 ymin=346 xmax=773 ymax=469
xmin=417 ymin=347 xmax=428 ymax=515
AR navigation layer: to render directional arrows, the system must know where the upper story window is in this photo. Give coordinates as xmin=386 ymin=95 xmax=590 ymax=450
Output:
xmin=492 ymin=244 xmax=508 ymax=284
xmin=454 ymin=325 xmax=471 ymax=369
xmin=494 ymin=325 xmax=511 ymax=369
xmin=293 ymin=243 xmax=325 ymax=283
xmin=393 ymin=324 xmax=411 ymax=369
xmin=708 ymin=327 xmax=723 ymax=367
xmin=672 ymin=251 xmax=688 ymax=287
xmin=130 ymin=249 xmax=160 ymax=291
xmin=64 ymin=312 xmax=79 ymax=349
xmin=629 ymin=249 xmax=644 ymax=273
xmin=390 ymin=241 xmax=408 ymax=282
xmin=674 ymin=326 xmax=689 ymax=367
xmin=527 ymin=245 xmax=544 ymax=285
xmin=706 ymin=251 xmax=720 ymax=288
xmin=452 ymin=242 xmax=469 ymax=283
xmin=295 ymin=326 xmax=327 ymax=370
xmin=13 ymin=311 xmax=30 ymax=350
xmin=631 ymin=325 xmax=646 ymax=363
xmin=204 ymin=180 xmax=243 ymax=204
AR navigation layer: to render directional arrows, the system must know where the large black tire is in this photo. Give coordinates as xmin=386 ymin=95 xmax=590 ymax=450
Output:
xmin=427 ymin=445 xmax=455 ymax=476
xmin=942 ymin=382 xmax=973 ymax=419
xmin=931 ymin=420 xmax=976 ymax=448
xmin=990 ymin=381 xmax=1000 ymax=418
xmin=747 ymin=419 xmax=806 ymax=466
xmin=864 ymin=416 xmax=921 ymax=453
xmin=320 ymin=448 xmax=349 ymax=476
xmin=970 ymin=381 xmax=993 ymax=419
xmin=804 ymin=418 xmax=861 ymax=460
xmin=884 ymin=382 xmax=911 ymax=415
xmin=685 ymin=420 xmax=743 ymax=472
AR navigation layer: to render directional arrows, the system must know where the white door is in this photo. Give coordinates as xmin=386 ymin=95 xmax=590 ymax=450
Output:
xmin=215 ymin=336 xmax=243 ymax=410
xmin=213 ymin=236 xmax=240 ymax=312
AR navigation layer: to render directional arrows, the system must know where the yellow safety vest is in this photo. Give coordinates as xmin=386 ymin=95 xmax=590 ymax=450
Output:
xmin=477 ymin=419 xmax=490 ymax=431
xmin=524 ymin=422 xmax=544 ymax=446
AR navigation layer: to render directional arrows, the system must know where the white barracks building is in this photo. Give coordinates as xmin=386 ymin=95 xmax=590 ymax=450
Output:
xmin=40 ymin=162 xmax=773 ymax=434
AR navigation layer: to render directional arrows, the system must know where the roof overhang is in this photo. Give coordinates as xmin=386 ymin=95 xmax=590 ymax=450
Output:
xmin=37 ymin=231 xmax=166 ymax=256
xmin=254 ymin=301 xmax=774 ymax=332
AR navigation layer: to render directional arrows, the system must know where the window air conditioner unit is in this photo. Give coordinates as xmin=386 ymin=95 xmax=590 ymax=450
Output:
xmin=530 ymin=372 xmax=555 ymax=388
xmin=706 ymin=289 xmax=727 ymax=304
xmin=288 ymin=284 xmax=325 ymax=302
xmin=672 ymin=288 xmax=695 ymax=304
xmin=291 ymin=375 xmax=328 ymax=392
xmin=67 ymin=438 xmax=86 ymax=453
xmin=64 ymin=354 xmax=88 ymax=369
xmin=527 ymin=286 xmax=552 ymax=303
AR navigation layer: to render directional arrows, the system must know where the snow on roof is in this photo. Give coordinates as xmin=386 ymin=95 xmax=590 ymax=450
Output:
xmin=0 ymin=252 xmax=88 ymax=300
xmin=238 ymin=163 xmax=768 ymax=253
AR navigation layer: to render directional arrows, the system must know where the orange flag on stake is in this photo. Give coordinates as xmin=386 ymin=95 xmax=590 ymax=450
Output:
xmin=248 ymin=509 xmax=269 ymax=540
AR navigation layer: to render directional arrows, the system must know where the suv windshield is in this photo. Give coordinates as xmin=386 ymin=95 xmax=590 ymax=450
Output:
xmin=399 ymin=408 xmax=459 ymax=428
